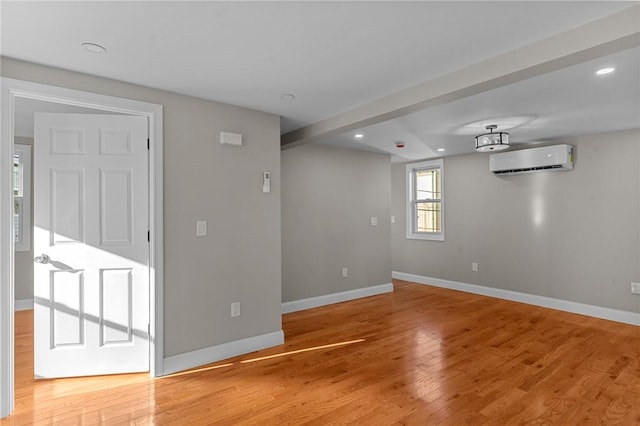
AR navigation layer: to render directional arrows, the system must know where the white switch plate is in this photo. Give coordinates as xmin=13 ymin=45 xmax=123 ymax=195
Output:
xmin=262 ymin=171 xmax=271 ymax=193
xmin=342 ymin=267 xmax=348 ymax=278
xmin=472 ymin=262 xmax=479 ymax=272
xmin=631 ymin=282 xmax=640 ymax=295
xmin=196 ymin=220 xmax=207 ymax=236
xmin=391 ymin=216 xmax=395 ymax=224
xmin=231 ymin=302 xmax=241 ymax=317
xmin=370 ymin=217 xmax=378 ymax=226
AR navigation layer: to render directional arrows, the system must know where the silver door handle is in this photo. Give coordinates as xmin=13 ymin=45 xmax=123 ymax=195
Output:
xmin=34 ymin=254 xmax=50 ymax=264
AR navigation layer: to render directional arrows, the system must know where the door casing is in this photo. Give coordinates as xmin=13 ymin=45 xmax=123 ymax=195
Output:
xmin=0 ymin=77 xmax=165 ymax=418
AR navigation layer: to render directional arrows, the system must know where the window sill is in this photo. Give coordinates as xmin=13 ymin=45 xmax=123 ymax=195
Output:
xmin=406 ymin=232 xmax=445 ymax=241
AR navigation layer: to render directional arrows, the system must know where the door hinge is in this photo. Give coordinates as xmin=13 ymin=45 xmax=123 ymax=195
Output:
xmin=148 ymin=324 xmax=150 ymax=336
xmin=147 ymin=138 xmax=150 ymax=150
xmin=147 ymin=231 xmax=150 ymax=242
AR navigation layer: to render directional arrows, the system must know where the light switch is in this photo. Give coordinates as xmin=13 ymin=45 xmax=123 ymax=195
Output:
xmin=262 ymin=171 xmax=271 ymax=193
xmin=231 ymin=302 xmax=241 ymax=317
xmin=196 ymin=220 xmax=207 ymax=236
xmin=370 ymin=217 xmax=378 ymax=226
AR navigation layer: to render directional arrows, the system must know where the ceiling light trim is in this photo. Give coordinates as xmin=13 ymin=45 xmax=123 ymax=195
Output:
xmin=81 ymin=42 xmax=107 ymax=54
xmin=595 ymin=67 xmax=615 ymax=75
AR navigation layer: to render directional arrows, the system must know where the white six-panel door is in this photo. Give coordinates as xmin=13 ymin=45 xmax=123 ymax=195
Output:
xmin=33 ymin=113 xmax=149 ymax=378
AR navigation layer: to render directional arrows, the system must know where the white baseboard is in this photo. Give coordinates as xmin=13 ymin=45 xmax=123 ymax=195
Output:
xmin=14 ymin=299 xmax=33 ymax=311
xmin=392 ymin=271 xmax=640 ymax=326
xmin=282 ymin=283 xmax=394 ymax=314
xmin=162 ymin=330 xmax=284 ymax=376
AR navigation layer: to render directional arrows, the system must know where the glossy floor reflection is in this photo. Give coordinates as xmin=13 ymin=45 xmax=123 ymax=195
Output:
xmin=2 ymin=280 xmax=639 ymax=425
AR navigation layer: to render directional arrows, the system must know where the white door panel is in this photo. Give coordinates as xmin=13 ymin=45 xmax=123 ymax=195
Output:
xmin=34 ymin=113 xmax=149 ymax=378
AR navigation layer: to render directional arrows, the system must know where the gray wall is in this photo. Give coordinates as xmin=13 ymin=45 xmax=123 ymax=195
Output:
xmin=392 ymin=129 xmax=640 ymax=313
xmin=282 ymin=143 xmax=391 ymax=302
xmin=13 ymin=136 xmax=33 ymax=301
xmin=2 ymin=57 xmax=282 ymax=358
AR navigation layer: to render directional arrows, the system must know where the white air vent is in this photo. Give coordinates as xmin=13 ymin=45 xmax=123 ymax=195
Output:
xmin=490 ymin=144 xmax=573 ymax=175
xmin=220 ymin=131 xmax=242 ymax=146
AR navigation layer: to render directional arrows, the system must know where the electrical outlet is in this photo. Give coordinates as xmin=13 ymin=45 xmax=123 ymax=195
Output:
xmin=196 ymin=220 xmax=207 ymax=236
xmin=472 ymin=262 xmax=479 ymax=272
xmin=231 ymin=302 xmax=241 ymax=317
xmin=631 ymin=282 xmax=640 ymax=295
xmin=342 ymin=267 xmax=348 ymax=278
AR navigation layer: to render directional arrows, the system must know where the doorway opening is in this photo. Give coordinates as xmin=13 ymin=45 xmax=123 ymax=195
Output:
xmin=1 ymin=77 xmax=165 ymax=418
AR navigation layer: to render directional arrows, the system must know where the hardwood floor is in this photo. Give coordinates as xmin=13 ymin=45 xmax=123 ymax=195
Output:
xmin=2 ymin=280 xmax=639 ymax=425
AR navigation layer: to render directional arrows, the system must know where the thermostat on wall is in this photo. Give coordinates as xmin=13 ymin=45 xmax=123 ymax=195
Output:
xmin=220 ymin=131 xmax=242 ymax=146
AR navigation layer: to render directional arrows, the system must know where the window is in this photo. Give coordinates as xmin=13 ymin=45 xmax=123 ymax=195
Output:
xmin=13 ymin=144 xmax=31 ymax=252
xmin=406 ymin=159 xmax=444 ymax=241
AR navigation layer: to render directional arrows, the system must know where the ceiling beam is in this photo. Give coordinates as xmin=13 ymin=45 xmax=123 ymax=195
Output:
xmin=281 ymin=5 xmax=640 ymax=149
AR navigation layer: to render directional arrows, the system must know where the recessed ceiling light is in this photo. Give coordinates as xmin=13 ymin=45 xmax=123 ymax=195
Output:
xmin=280 ymin=93 xmax=296 ymax=101
xmin=354 ymin=133 xmax=364 ymax=139
xmin=81 ymin=42 xmax=106 ymax=54
xmin=437 ymin=148 xmax=445 ymax=152
xmin=596 ymin=67 xmax=615 ymax=75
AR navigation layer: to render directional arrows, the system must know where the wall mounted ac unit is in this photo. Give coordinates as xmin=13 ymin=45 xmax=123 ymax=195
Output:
xmin=489 ymin=144 xmax=574 ymax=175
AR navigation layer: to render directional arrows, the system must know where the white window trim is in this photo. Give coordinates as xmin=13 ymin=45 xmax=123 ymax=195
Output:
xmin=406 ymin=159 xmax=445 ymax=241
xmin=13 ymin=144 xmax=31 ymax=252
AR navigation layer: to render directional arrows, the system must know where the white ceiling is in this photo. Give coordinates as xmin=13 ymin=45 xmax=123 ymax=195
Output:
xmin=324 ymin=46 xmax=640 ymax=160
xmin=2 ymin=1 xmax=639 ymax=161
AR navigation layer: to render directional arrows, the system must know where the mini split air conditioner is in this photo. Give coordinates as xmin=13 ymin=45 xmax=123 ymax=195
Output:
xmin=489 ymin=144 xmax=574 ymax=175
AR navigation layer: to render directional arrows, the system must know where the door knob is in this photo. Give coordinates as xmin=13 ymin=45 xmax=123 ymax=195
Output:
xmin=34 ymin=254 xmax=50 ymax=264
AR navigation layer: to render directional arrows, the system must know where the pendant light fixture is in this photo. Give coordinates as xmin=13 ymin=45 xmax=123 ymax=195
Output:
xmin=474 ymin=124 xmax=509 ymax=152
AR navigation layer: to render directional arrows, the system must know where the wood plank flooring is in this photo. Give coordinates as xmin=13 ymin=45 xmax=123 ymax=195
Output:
xmin=2 ymin=280 xmax=639 ymax=425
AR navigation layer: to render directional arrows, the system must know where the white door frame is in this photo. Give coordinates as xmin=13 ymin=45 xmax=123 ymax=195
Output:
xmin=0 ymin=77 xmax=164 ymax=418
